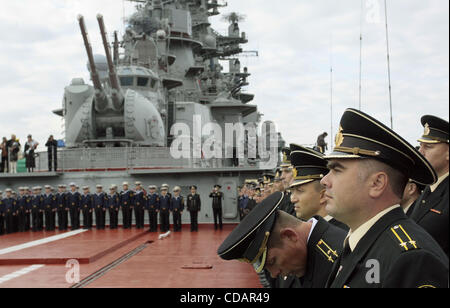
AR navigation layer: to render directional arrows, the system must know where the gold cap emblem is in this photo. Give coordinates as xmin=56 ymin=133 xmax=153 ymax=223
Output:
xmin=283 ymin=152 xmax=288 ymax=163
xmin=335 ymin=126 xmax=344 ymax=147
xmin=424 ymin=123 xmax=431 ymax=136
xmin=292 ymin=168 xmax=298 ymax=179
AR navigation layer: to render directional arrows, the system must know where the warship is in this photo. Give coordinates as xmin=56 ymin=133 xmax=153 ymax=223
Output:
xmin=1 ymin=0 xmax=284 ymax=226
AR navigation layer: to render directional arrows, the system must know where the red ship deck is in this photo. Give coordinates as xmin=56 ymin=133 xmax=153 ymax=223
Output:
xmin=0 ymin=225 xmax=261 ymax=288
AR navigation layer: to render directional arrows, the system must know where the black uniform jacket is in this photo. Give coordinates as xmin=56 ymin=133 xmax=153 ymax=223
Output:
xmin=326 ymin=207 xmax=449 ymax=288
xmin=186 ymin=194 xmax=201 ymax=212
xmin=410 ymin=176 xmax=449 ymax=257
xmin=279 ymin=216 xmax=347 ymax=288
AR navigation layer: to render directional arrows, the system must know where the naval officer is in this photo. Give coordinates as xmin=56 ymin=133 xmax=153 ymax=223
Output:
xmin=289 ymin=147 xmax=348 ymax=231
xmin=133 ymin=182 xmax=146 ymax=229
xmin=147 ymin=185 xmax=159 ymax=232
xmin=186 ymin=185 xmax=201 ymax=232
xmin=106 ymin=185 xmax=120 ymax=229
xmin=158 ymin=186 xmax=171 ymax=232
xmin=93 ymin=185 xmax=107 ymax=230
xmin=217 ymin=192 xmax=347 ymax=288
xmin=321 ymin=108 xmax=448 ymax=288
xmin=170 ymin=186 xmax=184 ymax=232
xmin=410 ymin=115 xmax=449 ymax=257
xmin=68 ymin=183 xmax=81 ymax=230
xmin=120 ymin=182 xmax=134 ymax=229
xmin=209 ymin=185 xmax=223 ymax=230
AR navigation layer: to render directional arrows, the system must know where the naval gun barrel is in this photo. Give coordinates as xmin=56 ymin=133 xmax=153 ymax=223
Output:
xmin=97 ymin=14 xmax=124 ymax=111
xmin=78 ymin=15 xmax=108 ymax=111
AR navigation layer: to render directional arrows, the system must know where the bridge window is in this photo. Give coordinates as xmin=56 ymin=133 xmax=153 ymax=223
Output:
xmin=120 ymin=76 xmax=134 ymax=86
xmin=137 ymin=77 xmax=149 ymax=87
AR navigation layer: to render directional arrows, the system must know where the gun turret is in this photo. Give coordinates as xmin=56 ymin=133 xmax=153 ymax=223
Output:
xmin=97 ymin=14 xmax=124 ymax=111
xmin=78 ymin=15 xmax=108 ymax=112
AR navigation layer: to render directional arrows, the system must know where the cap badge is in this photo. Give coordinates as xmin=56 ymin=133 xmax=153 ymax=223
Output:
xmin=335 ymin=126 xmax=344 ymax=147
xmin=424 ymin=123 xmax=431 ymax=136
xmin=292 ymin=168 xmax=298 ymax=179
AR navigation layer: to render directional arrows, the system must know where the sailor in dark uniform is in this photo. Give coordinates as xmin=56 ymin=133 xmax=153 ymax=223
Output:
xmin=133 ymin=182 xmax=146 ymax=229
xmin=209 ymin=185 xmax=224 ymax=230
xmin=170 ymin=186 xmax=184 ymax=232
xmin=186 ymin=185 xmax=201 ymax=232
xmin=411 ymin=115 xmax=449 ymax=257
xmin=23 ymin=187 xmax=32 ymax=231
xmin=93 ymin=185 xmax=107 ymax=230
xmin=400 ymin=180 xmax=425 ymax=217
xmin=2 ymin=189 xmax=17 ymax=234
xmin=147 ymin=185 xmax=159 ymax=232
xmin=68 ymin=183 xmax=81 ymax=230
xmin=217 ymin=192 xmax=346 ymax=288
xmin=158 ymin=186 xmax=171 ymax=232
xmin=81 ymin=186 xmax=93 ymax=229
xmin=120 ymin=182 xmax=134 ymax=229
xmin=16 ymin=187 xmax=27 ymax=232
xmin=56 ymin=184 xmax=69 ymax=230
xmin=42 ymin=185 xmax=57 ymax=231
xmin=105 ymin=185 xmax=118 ymax=229
xmin=321 ymin=108 xmax=448 ymax=288
xmin=31 ymin=187 xmax=43 ymax=232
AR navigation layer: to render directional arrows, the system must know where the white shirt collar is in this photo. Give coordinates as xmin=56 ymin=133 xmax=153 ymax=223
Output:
xmin=430 ymin=172 xmax=449 ymax=193
xmin=323 ymin=215 xmax=334 ymax=222
xmin=307 ymin=217 xmax=319 ymax=243
xmin=346 ymin=205 xmax=400 ymax=252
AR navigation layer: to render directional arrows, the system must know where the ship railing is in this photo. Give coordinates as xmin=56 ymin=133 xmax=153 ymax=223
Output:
xmin=32 ymin=147 xmax=258 ymax=173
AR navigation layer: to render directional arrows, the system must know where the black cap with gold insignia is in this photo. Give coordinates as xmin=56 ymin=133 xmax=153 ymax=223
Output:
xmin=290 ymin=146 xmax=329 ymax=188
xmin=418 ymin=115 xmax=449 ymax=144
xmin=217 ymin=192 xmax=284 ymax=273
xmin=326 ymin=108 xmax=437 ymax=185
xmin=262 ymin=172 xmax=275 ymax=184
xmin=280 ymin=148 xmax=292 ymax=168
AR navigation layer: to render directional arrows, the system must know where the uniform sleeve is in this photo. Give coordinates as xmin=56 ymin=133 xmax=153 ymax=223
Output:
xmin=384 ymin=250 xmax=449 ymax=288
xmin=198 ymin=195 xmax=201 ymax=212
xmin=181 ymin=197 xmax=185 ymax=211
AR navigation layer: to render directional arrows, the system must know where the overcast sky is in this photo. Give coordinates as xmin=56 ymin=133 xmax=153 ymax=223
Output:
xmin=0 ymin=0 xmax=448 ymax=151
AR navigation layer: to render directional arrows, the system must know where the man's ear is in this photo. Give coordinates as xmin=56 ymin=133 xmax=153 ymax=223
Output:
xmin=279 ymin=228 xmax=299 ymax=244
xmin=368 ymin=172 xmax=388 ymax=198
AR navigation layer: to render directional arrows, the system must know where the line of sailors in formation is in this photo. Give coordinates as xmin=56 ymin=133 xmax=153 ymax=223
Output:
xmin=0 ymin=182 xmax=207 ymax=235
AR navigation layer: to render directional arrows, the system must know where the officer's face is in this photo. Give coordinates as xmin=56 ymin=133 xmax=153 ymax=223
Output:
xmin=150 ymin=188 xmax=156 ymax=194
xmin=281 ymin=168 xmax=293 ymax=189
xmin=45 ymin=189 xmax=51 ymax=194
xmin=290 ymin=182 xmax=325 ymax=221
xmin=419 ymin=142 xmax=449 ymax=176
xmin=174 ymin=190 xmax=180 ymax=196
xmin=19 ymin=190 xmax=25 ymax=196
xmin=96 ymin=188 xmax=102 ymax=193
xmin=191 ymin=188 xmax=196 ymax=194
xmin=321 ymin=159 xmax=367 ymax=224
xmin=71 ymin=187 xmax=76 ymax=192
xmin=265 ymin=233 xmax=308 ymax=278
xmin=6 ymin=192 xmax=12 ymax=198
